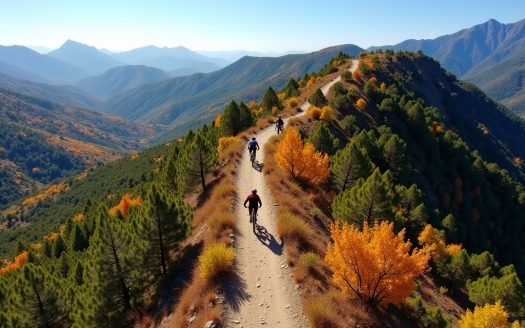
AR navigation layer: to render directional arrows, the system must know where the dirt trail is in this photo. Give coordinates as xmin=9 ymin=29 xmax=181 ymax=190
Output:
xmin=224 ymin=60 xmax=358 ymax=328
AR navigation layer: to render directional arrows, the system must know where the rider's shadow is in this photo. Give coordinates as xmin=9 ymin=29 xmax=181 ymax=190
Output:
xmin=252 ymin=161 xmax=263 ymax=172
xmin=254 ymin=224 xmax=283 ymax=255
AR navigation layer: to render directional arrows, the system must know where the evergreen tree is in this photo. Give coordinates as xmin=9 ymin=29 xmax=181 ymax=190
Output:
xmin=85 ymin=205 xmax=141 ymax=325
xmin=441 ymin=214 xmax=458 ymax=241
xmin=221 ymin=100 xmax=241 ymax=136
xmin=136 ymin=183 xmax=192 ymax=276
xmin=162 ymin=147 xmax=182 ymax=194
xmin=466 ymin=265 xmax=525 ymax=320
xmin=331 ymin=168 xmax=395 ymax=226
xmin=69 ymin=224 xmax=88 ymax=252
xmin=14 ymin=264 xmax=71 ymax=327
xmin=239 ymin=101 xmax=255 ymax=129
xmin=331 ymin=81 xmax=347 ymax=97
xmin=260 ymin=86 xmax=281 ymax=112
xmin=308 ymin=88 xmax=328 ymax=107
xmin=436 ymin=250 xmax=472 ymax=288
xmin=382 ymin=134 xmax=408 ymax=176
xmin=469 ymin=251 xmax=498 ymax=278
xmin=177 ymin=131 xmax=217 ymax=192
xmin=73 ymin=261 xmax=84 ymax=286
xmin=306 ymin=121 xmax=339 ymax=155
xmin=282 ymin=78 xmax=300 ymax=98
xmin=53 ymin=235 xmax=66 ymax=258
xmin=42 ymin=240 xmax=52 ymax=258
xmin=330 ymin=140 xmax=373 ymax=192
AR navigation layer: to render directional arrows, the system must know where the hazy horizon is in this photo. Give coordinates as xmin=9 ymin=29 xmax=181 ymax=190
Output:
xmin=1 ymin=0 xmax=524 ymax=53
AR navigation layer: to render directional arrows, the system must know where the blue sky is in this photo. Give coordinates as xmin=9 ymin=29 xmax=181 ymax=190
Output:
xmin=1 ymin=0 xmax=524 ymax=52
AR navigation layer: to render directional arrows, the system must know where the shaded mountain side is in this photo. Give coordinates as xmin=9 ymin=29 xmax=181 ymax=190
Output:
xmin=48 ymin=40 xmax=123 ymax=76
xmin=0 ymin=45 xmax=86 ymax=84
xmin=76 ymin=65 xmax=170 ymax=99
xmin=379 ymin=55 xmax=525 ymax=182
xmin=0 ymin=73 xmax=99 ymax=109
xmin=100 ymin=44 xmax=363 ymax=132
xmin=0 ymin=59 xmax=48 ymax=83
xmin=464 ymin=48 xmax=525 ymax=116
xmin=369 ymin=18 xmax=525 ymax=77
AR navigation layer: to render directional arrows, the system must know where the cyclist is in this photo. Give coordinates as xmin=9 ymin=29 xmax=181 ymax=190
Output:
xmin=243 ymin=188 xmax=262 ymax=222
xmin=276 ymin=116 xmax=284 ymax=134
xmin=247 ymin=137 xmax=260 ymax=160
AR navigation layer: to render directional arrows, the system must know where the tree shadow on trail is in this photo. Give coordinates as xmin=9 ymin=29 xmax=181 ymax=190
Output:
xmin=221 ymin=270 xmax=251 ymax=312
xmin=252 ymin=160 xmax=263 ymax=172
xmin=254 ymin=224 xmax=283 ymax=256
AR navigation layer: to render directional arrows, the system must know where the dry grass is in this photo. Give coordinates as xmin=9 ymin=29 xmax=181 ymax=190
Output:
xmin=198 ymin=243 xmax=235 ymax=281
xmin=304 ymin=296 xmax=339 ymax=328
xmin=277 ymin=211 xmax=316 ymax=249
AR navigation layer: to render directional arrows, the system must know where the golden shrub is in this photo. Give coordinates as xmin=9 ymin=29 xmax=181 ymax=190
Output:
xmin=198 ymin=243 xmax=235 ymax=281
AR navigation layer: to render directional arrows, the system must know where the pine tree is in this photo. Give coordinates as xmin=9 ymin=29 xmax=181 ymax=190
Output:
xmin=162 ymin=147 xmax=182 ymax=194
xmin=73 ymin=261 xmax=84 ymax=286
xmin=137 ymin=183 xmax=192 ymax=276
xmin=383 ymin=134 xmax=408 ymax=176
xmin=53 ymin=235 xmax=66 ymax=258
xmin=85 ymin=205 xmax=141 ymax=324
xmin=260 ymin=86 xmax=281 ymax=112
xmin=69 ymin=224 xmax=88 ymax=252
xmin=177 ymin=131 xmax=217 ymax=192
xmin=306 ymin=121 xmax=339 ymax=155
xmin=308 ymin=88 xmax=328 ymax=107
xmin=282 ymin=78 xmax=300 ymax=98
xmin=239 ymin=101 xmax=255 ymax=129
xmin=221 ymin=100 xmax=241 ymax=136
xmin=466 ymin=265 xmax=525 ymax=320
xmin=330 ymin=141 xmax=373 ymax=192
xmin=14 ymin=264 xmax=72 ymax=327
xmin=331 ymin=168 xmax=395 ymax=226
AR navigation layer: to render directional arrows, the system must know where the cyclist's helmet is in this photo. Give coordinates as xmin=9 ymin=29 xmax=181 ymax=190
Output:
xmin=251 ymin=137 xmax=256 ymax=140
xmin=251 ymin=188 xmax=257 ymax=194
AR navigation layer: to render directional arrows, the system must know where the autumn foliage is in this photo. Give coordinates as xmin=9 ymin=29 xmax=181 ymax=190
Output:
xmin=109 ymin=194 xmax=142 ymax=218
xmin=21 ymin=183 xmax=68 ymax=207
xmin=325 ymin=221 xmax=429 ymax=306
xmin=275 ymin=128 xmax=329 ymax=185
xmin=320 ymin=106 xmax=333 ymax=121
xmin=198 ymin=243 xmax=235 ymax=281
xmin=356 ymin=98 xmax=367 ymax=111
xmin=418 ymin=224 xmax=447 ymax=261
xmin=459 ymin=301 xmax=521 ymax=328
xmin=306 ymin=106 xmax=322 ymax=120
xmin=0 ymin=251 xmax=28 ymax=275
xmin=217 ymin=136 xmax=241 ymax=160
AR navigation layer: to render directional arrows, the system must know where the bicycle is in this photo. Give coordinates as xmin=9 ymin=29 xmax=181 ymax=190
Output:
xmin=250 ymin=209 xmax=257 ymax=231
xmin=276 ymin=124 xmax=284 ymax=134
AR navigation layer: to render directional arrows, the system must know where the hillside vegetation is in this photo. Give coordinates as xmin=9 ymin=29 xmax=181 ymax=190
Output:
xmin=0 ymin=89 xmax=161 ymax=208
xmin=99 ymin=44 xmax=363 ymax=139
xmin=1 ymin=51 xmax=525 ymax=327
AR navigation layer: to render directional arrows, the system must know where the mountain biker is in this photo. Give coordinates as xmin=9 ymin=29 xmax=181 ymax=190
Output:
xmin=276 ymin=116 xmax=284 ymax=133
xmin=248 ymin=137 xmax=260 ymax=159
xmin=243 ymin=188 xmax=262 ymax=222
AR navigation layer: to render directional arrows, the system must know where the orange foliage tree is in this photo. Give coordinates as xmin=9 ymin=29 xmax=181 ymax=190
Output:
xmin=109 ymin=194 xmax=142 ymax=218
xmin=320 ymin=106 xmax=333 ymax=121
xmin=418 ymin=224 xmax=446 ymax=261
xmin=356 ymin=98 xmax=367 ymax=111
xmin=286 ymin=97 xmax=299 ymax=108
xmin=306 ymin=106 xmax=322 ymax=120
xmin=352 ymin=70 xmax=361 ymax=80
xmin=213 ymin=115 xmax=222 ymax=127
xmin=0 ymin=251 xmax=28 ymax=275
xmin=326 ymin=221 xmax=429 ymax=306
xmin=275 ymin=128 xmax=329 ymax=185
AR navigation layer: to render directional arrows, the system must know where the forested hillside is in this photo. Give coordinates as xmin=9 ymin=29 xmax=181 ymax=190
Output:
xmin=265 ymin=50 xmax=525 ymax=326
xmin=1 ymin=51 xmax=525 ymax=327
xmin=0 ymin=89 xmax=161 ymax=208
